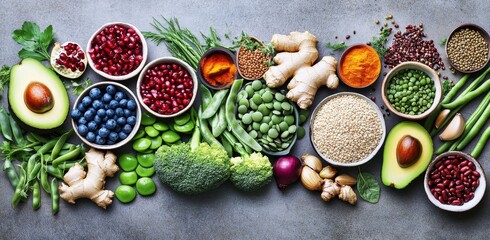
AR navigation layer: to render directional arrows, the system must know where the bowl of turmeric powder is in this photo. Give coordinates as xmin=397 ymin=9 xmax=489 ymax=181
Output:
xmin=338 ymin=44 xmax=381 ymax=88
xmin=198 ymin=47 xmax=238 ymax=90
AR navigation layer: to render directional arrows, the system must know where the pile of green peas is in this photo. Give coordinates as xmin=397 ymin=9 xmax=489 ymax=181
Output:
xmin=386 ymin=69 xmax=435 ymax=115
xmin=236 ymin=80 xmax=297 ymax=152
xmin=115 ymin=153 xmax=157 ymax=203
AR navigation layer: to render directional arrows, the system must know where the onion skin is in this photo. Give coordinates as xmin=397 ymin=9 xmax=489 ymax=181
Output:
xmin=273 ymin=156 xmax=302 ymax=191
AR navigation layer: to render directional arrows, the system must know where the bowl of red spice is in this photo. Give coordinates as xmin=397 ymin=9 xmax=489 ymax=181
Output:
xmin=136 ymin=57 xmax=197 ymax=118
xmin=198 ymin=47 xmax=237 ymax=90
xmin=338 ymin=44 xmax=381 ymax=88
xmin=87 ymin=22 xmax=148 ymax=81
xmin=424 ymin=151 xmax=486 ymax=212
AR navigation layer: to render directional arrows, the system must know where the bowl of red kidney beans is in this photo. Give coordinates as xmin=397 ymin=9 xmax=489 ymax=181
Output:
xmin=86 ymin=22 xmax=148 ymax=81
xmin=136 ymin=57 xmax=197 ymax=118
xmin=424 ymin=151 xmax=486 ymax=212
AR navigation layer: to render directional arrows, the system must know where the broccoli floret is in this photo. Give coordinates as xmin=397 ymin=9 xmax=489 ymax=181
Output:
xmin=154 ymin=142 xmax=230 ymax=195
xmin=229 ymin=152 xmax=273 ymax=192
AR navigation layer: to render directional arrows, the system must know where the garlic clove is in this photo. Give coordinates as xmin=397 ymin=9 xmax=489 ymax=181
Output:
xmin=335 ymin=174 xmax=357 ymax=186
xmin=300 ymin=166 xmax=323 ymax=191
xmin=439 ymin=113 xmax=465 ymax=141
xmin=301 ymin=153 xmax=322 ymax=172
xmin=319 ymin=165 xmax=337 ymax=179
xmin=435 ymin=109 xmax=451 ymax=129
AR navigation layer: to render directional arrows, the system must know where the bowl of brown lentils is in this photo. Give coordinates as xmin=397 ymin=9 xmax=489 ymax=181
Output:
xmin=446 ymin=23 xmax=490 ymax=73
xmin=236 ymin=36 xmax=274 ymax=80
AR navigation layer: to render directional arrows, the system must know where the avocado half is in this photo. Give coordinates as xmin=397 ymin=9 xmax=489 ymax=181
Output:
xmin=382 ymin=121 xmax=433 ymax=189
xmin=8 ymin=58 xmax=69 ymax=130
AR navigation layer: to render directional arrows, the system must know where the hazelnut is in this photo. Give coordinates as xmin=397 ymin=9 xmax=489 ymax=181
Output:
xmin=24 ymin=82 xmax=54 ymax=113
xmin=396 ymin=135 xmax=422 ymax=168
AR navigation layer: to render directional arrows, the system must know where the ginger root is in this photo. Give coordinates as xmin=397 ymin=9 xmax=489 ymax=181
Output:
xmin=339 ymin=185 xmax=357 ymax=205
xmin=321 ymin=179 xmax=340 ymax=202
xmin=59 ymin=148 xmax=119 ymax=209
xmin=264 ymin=31 xmax=339 ymax=109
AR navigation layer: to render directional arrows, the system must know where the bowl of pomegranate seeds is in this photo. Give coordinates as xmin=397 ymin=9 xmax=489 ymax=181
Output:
xmin=424 ymin=151 xmax=486 ymax=212
xmin=136 ymin=57 xmax=198 ymax=118
xmin=87 ymin=22 xmax=148 ymax=81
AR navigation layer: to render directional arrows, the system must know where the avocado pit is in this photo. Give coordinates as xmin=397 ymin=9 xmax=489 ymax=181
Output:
xmin=24 ymin=82 xmax=54 ymax=113
xmin=396 ymin=135 xmax=422 ymax=168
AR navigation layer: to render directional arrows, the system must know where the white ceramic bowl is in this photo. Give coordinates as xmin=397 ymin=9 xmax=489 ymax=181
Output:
xmin=136 ymin=57 xmax=198 ymax=118
xmin=86 ymin=22 xmax=148 ymax=81
xmin=424 ymin=151 xmax=486 ymax=212
xmin=309 ymin=92 xmax=386 ymax=167
xmin=71 ymin=81 xmax=141 ymax=150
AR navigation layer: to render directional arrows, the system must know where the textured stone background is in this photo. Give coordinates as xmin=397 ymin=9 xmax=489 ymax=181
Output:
xmin=0 ymin=0 xmax=489 ymax=239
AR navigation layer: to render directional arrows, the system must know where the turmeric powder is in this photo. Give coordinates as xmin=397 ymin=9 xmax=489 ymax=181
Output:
xmin=200 ymin=52 xmax=236 ymax=87
xmin=339 ymin=45 xmax=381 ymax=88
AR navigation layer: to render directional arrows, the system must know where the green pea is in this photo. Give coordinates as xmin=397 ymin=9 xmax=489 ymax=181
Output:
xmin=252 ymin=122 xmax=260 ymax=131
xmin=272 ymin=110 xmax=281 ymax=115
xmin=238 ymin=105 xmax=248 ymax=114
xmin=281 ymin=102 xmax=291 ymax=111
xmin=136 ymin=165 xmax=155 ymax=177
xmin=262 ymin=91 xmax=273 ymax=103
xmin=153 ymin=122 xmax=169 ymax=131
xmin=237 ymin=90 xmax=248 ymax=100
xmin=297 ymin=127 xmax=305 ymax=139
xmin=118 ymin=153 xmax=138 ymax=171
xmin=133 ymin=129 xmax=145 ymax=140
xmin=272 ymin=115 xmax=282 ymax=124
xmin=242 ymin=113 xmax=253 ymax=125
xmin=273 ymin=101 xmax=282 ymax=110
xmin=259 ymin=123 xmax=269 ymax=134
xmin=258 ymin=104 xmax=270 ymax=115
xmin=149 ymin=136 xmax=163 ymax=149
xmin=239 ymin=98 xmax=249 ymax=107
xmin=279 ymin=122 xmax=289 ymax=131
xmin=252 ymin=94 xmax=263 ymax=105
xmin=249 ymin=130 xmax=258 ymax=139
xmin=252 ymin=80 xmax=263 ymax=90
xmin=281 ymin=130 xmax=290 ymax=138
xmin=136 ymin=177 xmax=156 ymax=196
xmin=133 ymin=138 xmax=151 ymax=152
xmin=252 ymin=112 xmax=263 ymax=122
xmin=288 ymin=125 xmax=297 ymax=133
xmin=161 ymin=130 xmax=181 ymax=144
xmin=284 ymin=115 xmax=295 ymax=125
xmin=141 ymin=111 xmax=156 ymax=125
xmin=261 ymin=116 xmax=271 ymax=124
xmin=145 ymin=126 xmax=159 ymax=137
xmin=265 ymin=103 xmax=273 ymax=109
xmin=268 ymin=129 xmax=279 ymax=138
xmin=119 ymin=171 xmax=138 ymax=185
xmin=115 ymin=185 xmax=136 ymax=203
xmin=137 ymin=153 xmax=155 ymax=168
xmin=174 ymin=112 xmax=191 ymax=125
xmin=275 ymin=93 xmax=285 ymax=101
xmin=249 ymin=100 xmax=258 ymax=110
xmin=245 ymin=85 xmax=254 ymax=96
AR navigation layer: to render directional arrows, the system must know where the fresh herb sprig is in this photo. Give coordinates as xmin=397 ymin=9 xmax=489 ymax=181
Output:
xmin=442 ymin=79 xmax=455 ymax=96
xmin=439 ymin=37 xmax=447 ymax=47
xmin=12 ymin=21 xmax=55 ymax=62
xmin=371 ymin=27 xmax=391 ymax=57
xmin=325 ymin=42 xmax=348 ymax=51
xmin=0 ymin=65 xmax=11 ymax=95
xmin=357 ymin=168 xmax=380 ymax=203
xmin=66 ymin=78 xmax=92 ymax=95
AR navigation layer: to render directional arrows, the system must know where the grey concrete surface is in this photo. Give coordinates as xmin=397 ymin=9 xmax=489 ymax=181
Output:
xmin=0 ymin=0 xmax=489 ymax=239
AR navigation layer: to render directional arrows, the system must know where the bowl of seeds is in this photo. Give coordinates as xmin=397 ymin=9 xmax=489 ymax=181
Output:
xmin=236 ymin=35 xmax=274 ymax=80
xmin=446 ymin=23 xmax=490 ymax=73
xmin=309 ymin=92 xmax=386 ymax=167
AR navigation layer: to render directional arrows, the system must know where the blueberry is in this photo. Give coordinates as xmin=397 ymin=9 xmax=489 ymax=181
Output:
xmin=86 ymin=132 xmax=96 ymax=142
xmin=114 ymin=91 xmax=126 ymax=101
xmin=95 ymin=136 xmax=106 ymax=145
xmin=106 ymin=109 xmax=115 ymax=117
xmin=106 ymin=85 xmax=117 ymax=95
xmin=122 ymin=124 xmax=133 ymax=134
xmin=106 ymin=140 xmax=115 ymax=145
xmin=87 ymin=121 xmax=98 ymax=131
xmin=92 ymin=100 xmax=103 ymax=110
xmin=77 ymin=125 xmax=88 ymax=137
xmin=106 ymin=119 xmax=117 ymax=130
xmin=117 ymin=117 xmax=126 ymax=126
xmin=115 ymin=125 xmax=122 ymax=132
xmin=98 ymin=127 xmax=110 ymax=138
xmin=127 ymin=116 xmax=136 ymax=126
xmin=118 ymin=132 xmax=128 ymax=140
xmin=102 ymin=93 xmax=112 ymax=103
xmin=115 ymin=108 xmax=124 ymax=117
xmin=94 ymin=115 xmax=102 ymax=124
xmin=108 ymin=132 xmax=119 ymax=141
xmin=109 ymin=100 xmax=119 ymax=109
xmin=78 ymin=117 xmax=87 ymax=125
xmin=123 ymin=109 xmax=132 ymax=117
xmin=103 ymin=116 xmax=108 ymax=122
xmin=77 ymin=104 xmax=86 ymax=112
xmin=71 ymin=109 xmax=82 ymax=120
xmin=81 ymin=96 xmax=93 ymax=107
xmin=96 ymin=109 xmax=106 ymax=118
xmin=89 ymin=88 xmax=102 ymax=99
xmin=84 ymin=110 xmax=95 ymax=121
xmin=119 ymin=99 xmax=128 ymax=108
xmin=127 ymin=100 xmax=137 ymax=110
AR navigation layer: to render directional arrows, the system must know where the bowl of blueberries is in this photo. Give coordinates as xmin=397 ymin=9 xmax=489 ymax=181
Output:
xmin=70 ymin=81 xmax=141 ymax=149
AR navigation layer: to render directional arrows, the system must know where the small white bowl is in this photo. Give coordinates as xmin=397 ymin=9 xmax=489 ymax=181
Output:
xmin=86 ymin=22 xmax=148 ymax=81
xmin=72 ymin=81 xmax=141 ymax=150
xmin=424 ymin=151 xmax=486 ymax=212
xmin=136 ymin=57 xmax=198 ymax=118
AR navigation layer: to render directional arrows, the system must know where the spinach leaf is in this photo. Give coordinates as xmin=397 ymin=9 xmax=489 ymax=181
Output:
xmin=357 ymin=171 xmax=380 ymax=203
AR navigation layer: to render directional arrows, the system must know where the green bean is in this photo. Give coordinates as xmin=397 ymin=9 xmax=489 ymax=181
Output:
xmin=435 ymin=141 xmax=453 ymax=155
xmin=32 ymin=180 xmax=41 ymax=210
xmin=443 ymin=80 xmax=490 ymax=109
xmin=225 ymin=79 xmax=262 ymax=152
xmin=51 ymin=178 xmax=59 ymax=215
xmin=40 ymin=168 xmax=51 ymax=194
xmin=3 ymin=159 xmax=19 ymax=189
xmin=52 ymin=148 xmax=82 ymax=167
xmin=212 ymin=105 xmax=227 ymax=137
xmin=220 ymin=135 xmax=233 ymax=157
xmin=198 ymin=107 xmax=224 ymax=150
xmin=46 ymin=165 xmax=64 ymax=179
xmin=202 ymin=89 xmax=229 ymax=119
xmin=471 ymin=125 xmax=490 ymax=158
xmin=0 ymin=108 xmax=13 ymax=141
xmin=457 ymin=99 xmax=490 ymax=150
xmin=12 ymin=166 xmax=26 ymax=208
xmin=51 ymin=130 xmax=73 ymax=161
xmin=9 ymin=115 xmax=25 ymax=146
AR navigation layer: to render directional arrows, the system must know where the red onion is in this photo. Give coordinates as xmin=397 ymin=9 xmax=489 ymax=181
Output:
xmin=273 ymin=156 xmax=302 ymax=191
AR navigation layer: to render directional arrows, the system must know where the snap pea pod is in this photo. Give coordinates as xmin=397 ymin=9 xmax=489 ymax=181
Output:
xmin=212 ymin=105 xmax=227 ymax=137
xmin=0 ymin=108 xmax=12 ymax=141
xmin=202 ymin=89 xmax=229 ymax=119
xmin=37 ymin=139 xmax=58 ymax=155
xmin=457 ymin=99 xmax=490 ymax=150
xmin=57 ymin=160 xmax=87 ymax=171
xmin=471 ymin=126 xmax=490 ymax=158
xmin=62 ymin=143 xmax=76 ymax=150
xmin=26 ymin=134 xmax=38 ymax=143
xmin=12 ymin=166 xmax=26 ymax=208
xmin=51 ymin=178 xmax=59 ymax=215
xmin=29 ymin=133 xmax=48 ymax=144
xmin=51 ymin=130 xmax=73 ymax=161
xmin=9 ymin=115 xmax=25 ymax=146
xmin=46 ymin=165 xmax=64 ymax=179
xmin=442 ymin=80 xmax=490 ymax=109
xmin=198 ymin=107 xmax=224 ymax=150
xmin=32 ymin=180 xmax=41 ymax=210
xmin=3 ymin=159 xmax=19 ymax=189
xmin=27 ymin=155 xmax=37 ymax=176
xmin=220 ymin=135 xmax=233 ymax=157
xmin=209 ymin=111 xmax=220 ymax=135
xmin=40 ymin=168 xmax=51 ymax=194
xmin=222 ymin=130 xmax=249 ymax=156
xmin=225 ymin=79 xmax=262 ymax=152
xmin=52 ymin=148 xmax=82 ymax=167
xmin=201 ymin=85 xmax=213 ymax=108
xmin=28 ymin=162 xmax=41 ymax=182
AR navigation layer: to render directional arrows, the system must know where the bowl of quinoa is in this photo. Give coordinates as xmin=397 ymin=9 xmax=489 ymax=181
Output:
xmin=310 ymin=92 xmax=386 ymax=167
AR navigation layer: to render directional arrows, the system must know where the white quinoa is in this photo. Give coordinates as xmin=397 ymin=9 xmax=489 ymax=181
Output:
xmin=312 ymin=95 xmax=383 ymax=163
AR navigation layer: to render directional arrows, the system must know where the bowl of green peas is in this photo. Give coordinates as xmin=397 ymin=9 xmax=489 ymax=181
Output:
xmin=382 ymin=61 xmax=442 ymax=120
